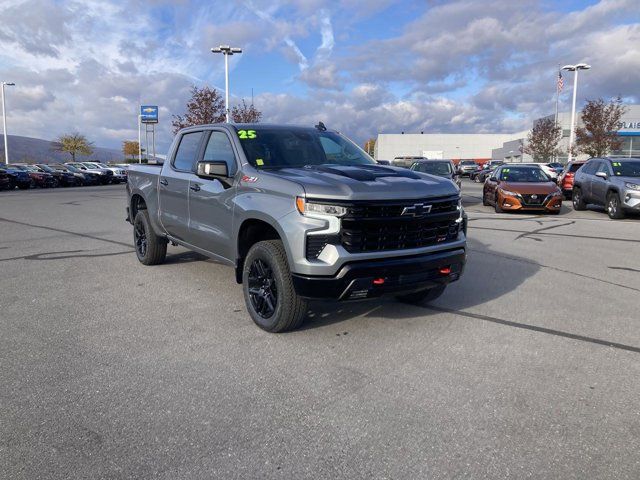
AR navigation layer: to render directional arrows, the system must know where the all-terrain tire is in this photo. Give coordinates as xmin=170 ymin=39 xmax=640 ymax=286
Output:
xmin=242 ymin=240 xmax=308 ymax=333
xmin=396 ymin=285 xmax=446 ymax=305
xmin=133 ymin=210 xmax=167 ymax=265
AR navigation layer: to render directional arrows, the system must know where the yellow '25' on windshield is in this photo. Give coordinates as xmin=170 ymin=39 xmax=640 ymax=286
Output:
xmin=237 ymin=130 xmax=256 ymax=139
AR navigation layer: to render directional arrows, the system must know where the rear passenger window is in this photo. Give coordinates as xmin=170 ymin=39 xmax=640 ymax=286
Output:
xmin=203 ymin=132 xmax=236 ymax=174
xmin=596 ymin=162 xmax=610 ymax=175
xmin=582 ymin=161 xmax=599 ymax=175
xmin=173 ymin=132 xmax=203 ymax=171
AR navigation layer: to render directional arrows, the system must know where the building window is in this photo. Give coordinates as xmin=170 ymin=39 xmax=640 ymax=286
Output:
xmin=611 ymin=135 xmax=640 ymax=157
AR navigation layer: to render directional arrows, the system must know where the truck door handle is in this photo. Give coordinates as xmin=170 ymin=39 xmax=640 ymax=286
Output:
xmin=159 ymin=178 xmax=168 ymax=186
xmin=190 ymin=184 xmax=201 ymax=192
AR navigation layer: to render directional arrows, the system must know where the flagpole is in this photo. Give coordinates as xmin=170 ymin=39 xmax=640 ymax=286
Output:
xmin=554 ymin=64 xmax=560 ymax=126
xmin=554 ymin=64 xmax=561 ymax=162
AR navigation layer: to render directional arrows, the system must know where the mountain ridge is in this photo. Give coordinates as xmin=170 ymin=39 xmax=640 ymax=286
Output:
xmin=0 ymin=134 xmax=128 ymax=164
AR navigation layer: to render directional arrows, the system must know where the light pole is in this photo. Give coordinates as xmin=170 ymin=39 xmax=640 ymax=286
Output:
xmin=562 ymin=63 xmax=591 ymax=163
xmin=1 ymin=82 xmax=15 ymax=165
xmin=211 ymin=45 xmax=242 ymax=123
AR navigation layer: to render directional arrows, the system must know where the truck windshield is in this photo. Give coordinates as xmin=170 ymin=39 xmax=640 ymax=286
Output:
xmin=236 ymin=128 xmax=375 ymax=169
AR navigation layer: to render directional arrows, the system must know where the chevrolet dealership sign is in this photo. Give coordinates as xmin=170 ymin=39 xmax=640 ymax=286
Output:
xmin=140 ymin=105 xmax=159 ymax=124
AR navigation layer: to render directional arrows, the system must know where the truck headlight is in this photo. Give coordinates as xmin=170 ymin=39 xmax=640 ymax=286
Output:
xmin=296 ymin=197 xmax=347 ymax=217
xmin=625 ymin=182 xmax=640 ymax=191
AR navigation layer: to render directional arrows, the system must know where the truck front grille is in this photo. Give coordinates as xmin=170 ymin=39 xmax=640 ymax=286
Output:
xmin=339 ymin=197 xmax=460 ymax=253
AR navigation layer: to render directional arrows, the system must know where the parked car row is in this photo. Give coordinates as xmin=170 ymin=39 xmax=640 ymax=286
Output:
xmin=0 ymin=162 xmax=129 ymax=190
xmin=479 ymin=158 xmax=640 ymax=220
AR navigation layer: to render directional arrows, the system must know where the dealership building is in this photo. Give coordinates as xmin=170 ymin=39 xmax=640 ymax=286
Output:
xmin=375 ymin=104 xmax=640 ymax=163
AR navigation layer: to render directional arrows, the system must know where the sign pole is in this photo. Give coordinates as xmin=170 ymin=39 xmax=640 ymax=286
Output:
xmin=137 ymin=113 xmax=142 ymax=164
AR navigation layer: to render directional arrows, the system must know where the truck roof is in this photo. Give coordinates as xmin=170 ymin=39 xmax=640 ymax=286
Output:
xmin=177 ymin=123 xmax=334 ymax=134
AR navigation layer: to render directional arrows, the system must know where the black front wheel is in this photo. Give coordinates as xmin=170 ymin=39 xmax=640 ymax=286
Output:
xmin=606 ymin=192 xmax=626 ymax=219
xmin=133 ymin=210 xmax=167 ymax=265
xmin=242 ymin=240 xmax=307 ymax=333
xmin=572 ymin=187 xmax=587 ymax=211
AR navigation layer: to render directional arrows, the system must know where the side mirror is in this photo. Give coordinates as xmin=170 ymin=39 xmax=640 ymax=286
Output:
xmin=595 ymin=171 xmax=607 ymax=179
xmin=197 ymin=160 xmax=228 ymax=180
xmin=489 ymin=177 xmax=498 ymax=182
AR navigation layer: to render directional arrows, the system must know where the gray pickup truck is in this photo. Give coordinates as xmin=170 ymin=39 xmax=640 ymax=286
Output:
xmin=126 ymin=123 xmax=467 ymax=332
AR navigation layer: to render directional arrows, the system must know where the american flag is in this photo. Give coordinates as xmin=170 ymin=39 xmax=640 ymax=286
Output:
xmin=557 ymin=71 xmax=564 ymax=92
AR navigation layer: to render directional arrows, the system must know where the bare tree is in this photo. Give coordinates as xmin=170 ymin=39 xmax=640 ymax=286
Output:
xmin=52 ymin=133 xmax=94 ymax=162
xmin=575 ymin=97 xmax=626 ymax=157
xmin=231 ymin=99 xmax=263 ymax=123
xmin=523 ymin=118 xmax=562 ymax=162
xmin=171 ymin=86 xmax=226 ymax=133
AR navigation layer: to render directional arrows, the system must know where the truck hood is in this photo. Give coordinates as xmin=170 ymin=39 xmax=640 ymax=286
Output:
xmin=265 ymin=164 xmax=459 ymax=201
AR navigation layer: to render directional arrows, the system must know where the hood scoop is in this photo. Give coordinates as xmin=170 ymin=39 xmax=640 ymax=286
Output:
xmin=304 ymin=164 xmax=421 ymax=182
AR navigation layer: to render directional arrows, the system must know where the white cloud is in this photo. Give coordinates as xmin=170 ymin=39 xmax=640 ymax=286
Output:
xmin=0 ymin=0 xmax=638 ymax=153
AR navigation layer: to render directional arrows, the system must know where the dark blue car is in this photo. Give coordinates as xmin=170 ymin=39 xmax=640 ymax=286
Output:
xmin=0 ymin=164 xmax=32 ymax=189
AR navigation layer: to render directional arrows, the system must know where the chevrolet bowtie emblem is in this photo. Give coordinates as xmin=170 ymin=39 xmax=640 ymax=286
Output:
xmin=401 ymin=203 xmax=432 ymax=217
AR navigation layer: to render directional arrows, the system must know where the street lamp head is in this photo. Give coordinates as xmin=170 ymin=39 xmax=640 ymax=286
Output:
xmin=211 ymin=45 xmax=242 ymax=55
xmin=562 ymin=64 xmax=576 ymax=71
xmin=2 ymin=82 xmax=15 ymax=86
xmin=576 ymin=63 xmax=591 ymax=70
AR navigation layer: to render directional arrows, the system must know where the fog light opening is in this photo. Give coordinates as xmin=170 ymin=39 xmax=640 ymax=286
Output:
xmin=373 ymin=278 xmax=385 ymax=285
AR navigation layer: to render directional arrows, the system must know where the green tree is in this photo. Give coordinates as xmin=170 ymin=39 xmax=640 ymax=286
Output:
xmin=364 ymin=138 xmax=376 ymax=156
xmin=52 ymin=133 xmax=94 ymax=162
xmin=575 ymin=97 xmax=626 ymax=157
xmin=523 ymin=118 xmax=563 ymax=162
xmin=122 ymin=140 xmax=144 ymax=162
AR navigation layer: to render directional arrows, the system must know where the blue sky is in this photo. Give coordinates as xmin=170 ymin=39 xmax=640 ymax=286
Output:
xmin=0 ymin=0 xmax=638 ymax=152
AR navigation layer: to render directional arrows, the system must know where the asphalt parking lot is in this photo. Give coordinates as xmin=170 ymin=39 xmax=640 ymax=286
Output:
xmin=1 ymin=180 xmax=639 ymax=479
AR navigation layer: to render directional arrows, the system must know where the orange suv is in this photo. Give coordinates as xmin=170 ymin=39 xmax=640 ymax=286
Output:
xmin=483 ymin=164 xmax=563 ymax=214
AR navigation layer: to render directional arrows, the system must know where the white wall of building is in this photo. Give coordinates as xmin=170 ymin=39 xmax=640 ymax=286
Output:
xmin=375 ymin=133 xmax=518 ymax=161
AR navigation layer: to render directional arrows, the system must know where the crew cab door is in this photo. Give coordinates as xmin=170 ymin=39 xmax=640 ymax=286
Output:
xmin=159 ymin=130 xmax=205 ymax=241
xmin=591 ymin=161 xmax=610 ymax=205
xmin=188 ymin=129 xmax=238 ymax=261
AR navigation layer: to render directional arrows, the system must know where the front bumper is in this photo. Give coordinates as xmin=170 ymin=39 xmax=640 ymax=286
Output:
xmin=622 ymin=190 xmax=640 ymax=211
xmin=291 ymin=247 xmax=466 ymax=300
xmin=499 ymin=193 xmax=562 ymax=212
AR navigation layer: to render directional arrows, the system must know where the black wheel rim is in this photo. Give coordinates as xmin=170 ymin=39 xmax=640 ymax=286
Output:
xmin=248 ymin=259 xmax=278 ymax=319
xmin=134 ymin=220 xmax=147 ymax=257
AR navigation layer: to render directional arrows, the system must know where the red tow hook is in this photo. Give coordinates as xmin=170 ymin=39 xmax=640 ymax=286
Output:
xmin=439 ymin=266 xmax=452 ymax=275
